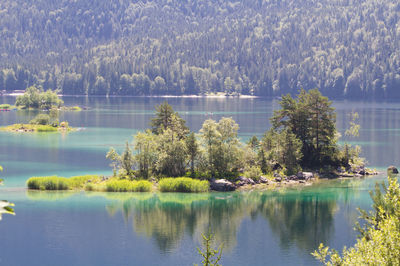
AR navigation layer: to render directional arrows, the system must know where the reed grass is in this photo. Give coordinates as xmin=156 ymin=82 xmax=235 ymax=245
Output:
xmin=27 ymin=175 xmax=101 ymax=190
xmin=159 ymin=177 xmax=209 ymax=193
xmin=105 ymin=179 xmax=152 ymax=192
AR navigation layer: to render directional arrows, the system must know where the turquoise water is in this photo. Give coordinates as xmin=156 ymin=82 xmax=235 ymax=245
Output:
xmin=0 ymin=96 xmax=398 ymax=265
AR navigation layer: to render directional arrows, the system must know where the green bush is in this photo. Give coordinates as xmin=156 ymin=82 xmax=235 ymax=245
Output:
xmin=27 ymin=176 xmax=69 ymax=190
xmin=159 ymin=177 xmax=209 ymax=193
xmin=243 ymin=166 xmax=262 ymax=181
xmin=36 ymin=125 xmax=58 ymax=132
xmin=27 ymin=175 xmax=100 ymax=190
xmin=0 ymin=104 xmax=11 ymax=109
xmin=105 ymin=179 xmax=152 ymax=192
xmin=30 ymin=114 xmax=51 ymax=125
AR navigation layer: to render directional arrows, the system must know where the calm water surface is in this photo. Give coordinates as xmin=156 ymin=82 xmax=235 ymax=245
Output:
xmin=0 ymin=96 xmax=399 ymax=265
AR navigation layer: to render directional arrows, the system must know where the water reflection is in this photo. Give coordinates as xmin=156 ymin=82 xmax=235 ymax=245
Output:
xmin=101 ymin=189 xmax=341 ymax=253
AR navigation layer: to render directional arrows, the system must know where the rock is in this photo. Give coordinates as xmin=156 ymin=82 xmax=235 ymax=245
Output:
xmin=299 ymin=180 xmax=306 ymax=184
xmin=358 ymin=169 xmax=366 ymax=175
xmin=237 ymin=181 xmax=246 ymax=187
xmin=275 ymin=176 xmax=282 ymax=182
xmin=236 ymin=176 xmax=255 ymax=185
xmin=210 ymin=179 xmax=236 ymax=191
xmin=259 ymin=176 xmax=268 ymax=184
xmin=247 ymin=178 xmax=255 ymax=185
xmin=387 ymin=166 xmax=399 ymax=175
xmin=273 ymin=172 xmax=281 ymax=178
xmin=297 ymin=172 xmax=314 ymax=180
xmin=288 ymin=175 xmax=298 ymax=181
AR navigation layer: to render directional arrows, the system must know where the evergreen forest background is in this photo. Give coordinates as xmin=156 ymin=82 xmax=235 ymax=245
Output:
xmin=0 ymin=0 xmax=399 ymax=98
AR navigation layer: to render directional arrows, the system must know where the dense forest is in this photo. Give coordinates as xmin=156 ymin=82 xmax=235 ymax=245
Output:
xmin=0 ymin=0 xmax=399 ymax=98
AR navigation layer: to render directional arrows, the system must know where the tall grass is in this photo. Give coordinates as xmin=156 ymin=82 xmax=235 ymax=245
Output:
xmin=27 ymin=175 xmax=100 ymax=190
xmin=159 ymin=177 xmax=209 ymax=193
xmin=105 ymin=179 xmax=152 ymax=192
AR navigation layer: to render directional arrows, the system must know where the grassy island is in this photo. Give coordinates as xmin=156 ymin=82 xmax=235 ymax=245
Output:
xmin=14 ymin=86 xmax=82 ymax=111
xmin=25 ymin=89 xmax=375 ymax=193
xmin=1 ymin=113 xmax=74 ymax=133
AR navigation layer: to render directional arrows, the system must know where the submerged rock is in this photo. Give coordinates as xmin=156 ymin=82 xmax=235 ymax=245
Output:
xmin=210 ymin=179 xmax=236 ymax=191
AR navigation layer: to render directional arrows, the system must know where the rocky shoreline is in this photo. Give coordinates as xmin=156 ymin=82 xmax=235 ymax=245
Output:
xmin=209 ymin=167 xmax=380 ymax=192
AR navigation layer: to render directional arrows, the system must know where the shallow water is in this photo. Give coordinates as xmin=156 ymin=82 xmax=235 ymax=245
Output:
xmin=0 ymin=96 xmax=398 ymax=265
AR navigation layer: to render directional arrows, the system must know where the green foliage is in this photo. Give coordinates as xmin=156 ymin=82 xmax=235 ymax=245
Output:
xmin=159 ymin=177 xmax=209 ymax=193
xmin=27 ymin=176 xmax=69 ymax=190
xmin=345 ymin=112 xmax=360 ymax=138
xmin=196 ymin=232 xmax=224 ymax=266
xmin=272 ymin=89 xmax=337 ymax=168
xmin=27 ymin=175 xmax=100 ymax=190
xmin=199 ymin=117 xmax=242 ymax=178
xmin=106 ymin=143 xmax=135 ymax=179
xmin=150 ymin=101 xmax=189 ymax=139
xmin=15 ymin=86 xmax=63 ymax=109
xmin=260 ymin=128 xmax=302 ymax=175
xmin=313 ymin=177 xmax=400 ymax=265
xmin=133 ymin=130 xmax=157 ymax=179
xmin=243 ymin=166 xmax=262 ymax=182
xmin=0 ymin=104 xmax=11 ymax=109
xmin=30 ymin=114 xmax=51 ymax=125
xmin=1 ymin=1 xmax=399 ymax=99
xmin=154 ymin=129 xmax=187 ymax=177
xmin=105 ymin=179 xmax=152 ymax=192
xmin=121 ymin=142 xmax=135 ymax=179
xmin=0 ymin=200 xmax=15 ymax=221
xmin=186 ymin=132 xmax=199 ymax=177
xmin=71 ymin=106 xmax=82 ymax=111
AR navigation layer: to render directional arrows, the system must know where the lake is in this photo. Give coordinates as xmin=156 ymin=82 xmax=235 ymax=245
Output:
xmin=0 ymin=96 xmax=398 ymax=265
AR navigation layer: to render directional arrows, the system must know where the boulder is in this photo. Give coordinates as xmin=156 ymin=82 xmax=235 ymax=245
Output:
xmin=388 ymin=166 xmax=399 ymax=175
xmin=259 ymin=176 xmax=268 ymax=184
xmin=247 ymin=178 xmax=256 ymax=185
xmin=210 ymin=179 xmax=236 ymax=191
xmin=288 ymin=175 xmax=298 ymax=181
xmin=297 ymin=172 xmax=314 ymax=180
xmin=275 ymin=176 xmax=282 ymax=182
xmin=236 ymin=176 xmax=255 ymax=185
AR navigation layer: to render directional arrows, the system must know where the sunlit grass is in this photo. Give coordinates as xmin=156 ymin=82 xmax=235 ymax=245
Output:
xmin=105 ymin=179 xmax=152 ymax=192
xmin=159 ymin=177 xmax=209 ymax=193
xmin=27 ymin=175 xmax=101 ymax=190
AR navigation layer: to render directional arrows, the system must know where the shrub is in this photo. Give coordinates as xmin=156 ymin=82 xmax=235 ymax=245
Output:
xmin=36 ymin=125 xmax=58 ymax=132
xmin=27 ymin=176 xmax=69 ymax=190
xmin=27 ymin=175 xmax=100 ymax=190
xmin=71 ymin=106 xmax=82 ymax=111
xmin=105 ymin=179 xmax=152 ymax=192
xmin=159 ymin=177 xmax=209 ymax=193
xmin=30 ymin=114 xmax=51 ymax=125
xmin=0 ymin=104 xmax=11 ymax=109
xmin=243 ymin=166 xmax=262 ymax=181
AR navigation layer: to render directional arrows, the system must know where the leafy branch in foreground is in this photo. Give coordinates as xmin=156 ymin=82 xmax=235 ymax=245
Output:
xmin=195 ymin=232 xmax=224 ymax=266
xmin=312 ymin=176 xmax=400 ymax=265
xmin=0 ymin=165 xmax=16 ymax=221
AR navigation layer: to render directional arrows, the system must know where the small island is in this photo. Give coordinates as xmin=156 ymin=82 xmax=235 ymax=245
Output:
xmin=26 ymin=89 xmax=377 ymax=193
xmin=1 ymin=86 xmax=77 ymax=133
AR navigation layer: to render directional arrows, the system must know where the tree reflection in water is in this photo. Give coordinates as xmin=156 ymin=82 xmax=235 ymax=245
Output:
xmin=103 ymin=186 xmax=346 ymax=253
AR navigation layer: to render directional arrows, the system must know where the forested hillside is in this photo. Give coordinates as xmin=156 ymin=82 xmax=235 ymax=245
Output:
xmin=0 ymin=0 xmax=399 ymax=98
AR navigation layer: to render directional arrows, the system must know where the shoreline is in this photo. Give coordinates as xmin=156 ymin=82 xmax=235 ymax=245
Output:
xmin=24 ymin=169 xmax=380 ymax=194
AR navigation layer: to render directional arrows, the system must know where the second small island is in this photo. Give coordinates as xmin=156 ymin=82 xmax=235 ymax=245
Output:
xmin=1 ymin=86 xmax=77 ymax=133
